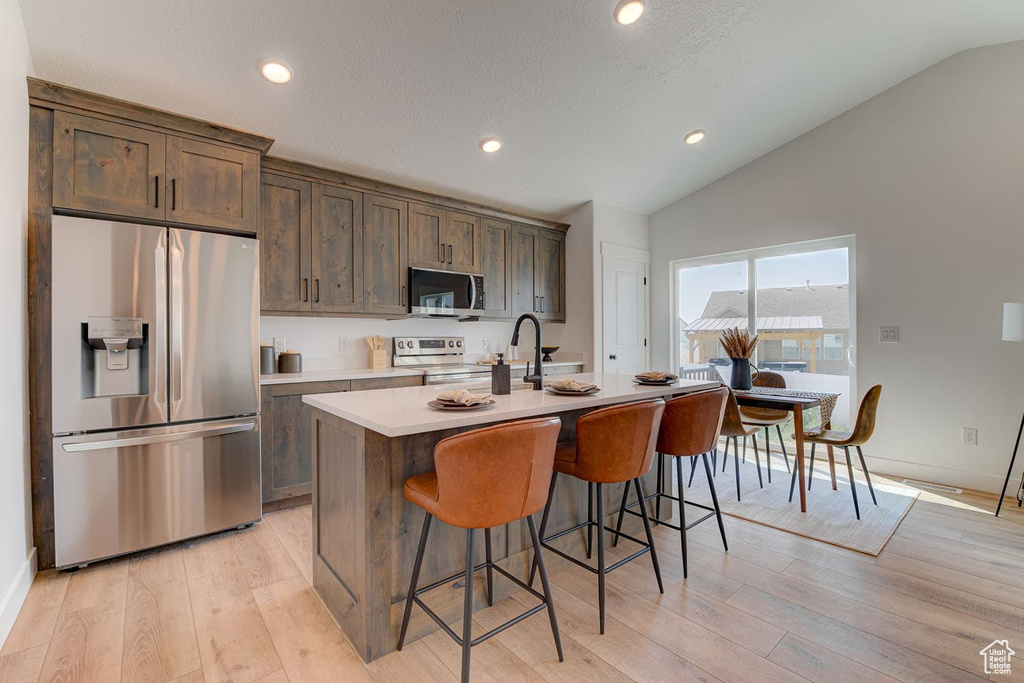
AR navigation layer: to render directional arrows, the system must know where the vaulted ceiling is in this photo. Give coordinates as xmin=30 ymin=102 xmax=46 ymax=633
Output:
xmin=19 ymin=0 xmax=1024 ymax=218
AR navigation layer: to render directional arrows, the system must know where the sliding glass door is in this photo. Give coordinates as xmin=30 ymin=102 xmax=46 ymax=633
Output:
xmin=673 ymin=237 xmax=855 ymax=427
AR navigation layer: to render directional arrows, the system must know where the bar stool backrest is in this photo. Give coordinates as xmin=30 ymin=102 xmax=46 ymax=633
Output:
xmin=657 ymin=387 xmax=729 ymax=457
xmin=434 ymin=417 xmax=562 ymax=529
xmin=573 ymin=399 xmax=666 ymax=484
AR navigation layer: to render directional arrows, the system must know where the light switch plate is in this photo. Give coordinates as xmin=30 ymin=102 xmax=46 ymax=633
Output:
xmin=273 ymin=337 xmax=287 ymax=355
xmin=879 ymin=326 xmax=900 ymax=343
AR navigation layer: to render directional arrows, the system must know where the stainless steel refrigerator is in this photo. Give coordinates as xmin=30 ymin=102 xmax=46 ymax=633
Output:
xmin=51 ymin=215 xmax=261 ymax=568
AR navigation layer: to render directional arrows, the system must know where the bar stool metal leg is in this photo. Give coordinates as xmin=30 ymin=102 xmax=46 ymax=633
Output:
xmin=484 ymin=527 xmax=494 ymax=606
xmin=527 ymin=515 xmax=564 ymax=662
xmin=612 ymin=484 xmax=630 ymax=549
xmin=688 ymin=456 xmax=698 ymax=488
xmin=703 ymin=453 xmax=728 ymax=550
xmin=844 ymin=446 xmax=861 ymax=520
xmin=596 ymin=482 xmax=607 ymax=634
xmin=587 ymin=482 xmax=594 ymax=559
xmin=398 ymin=512 xmax=433 ymax=651
xmin=530 ymin=473 xmax=559 ymax=587
xmin=634 ymin=477 xmax=663 ymax=592
xmin=856 ymin=446 xmax=878 ymax=505
xmin=676 ymin=456 xmax=688 ymax=578
xmin=461 ymin=528 xmax=475 ymax=683
xmin=655 ymin=453 xmax=664 ymax=523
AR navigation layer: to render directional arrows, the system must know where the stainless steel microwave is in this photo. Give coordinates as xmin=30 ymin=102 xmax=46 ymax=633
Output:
xmin=408 ymin=267 xmax=485 ymax=318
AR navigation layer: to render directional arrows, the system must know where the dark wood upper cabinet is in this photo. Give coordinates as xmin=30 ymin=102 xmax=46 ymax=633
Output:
xmin=446 ymin=212 xmax=481 ymax=273
xmin=481 ymin=218 xmax=512 ymax=318
xmin=408 ymin=202 xmax=446 ymax=269
xmin=52 ymin=111 xmax=166 ymax=220
xmin=512 ymin=225 xmax=565 ymax=322
xmin=313 ymin=184 xmax=363 ymax=313
xmin=166 ymin=136 xmax=259 ymax=233
xmin=535 ymin=230 xmax=565 ymax=321
xmin=261 ymin=173 xmax=312 ymax=313
xmin=512 ymin=227 xmax=538 ymax=317
xmin=363 ymin=194 xmax=409 ymax=315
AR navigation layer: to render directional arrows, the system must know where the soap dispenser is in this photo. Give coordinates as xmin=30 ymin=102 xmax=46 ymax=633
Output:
xmin=491 ymin=353 xmax=511 ymax=395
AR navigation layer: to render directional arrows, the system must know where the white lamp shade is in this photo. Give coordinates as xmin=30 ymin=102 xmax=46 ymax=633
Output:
xmin=1003 ymin=303 xmax=1024 ymax=342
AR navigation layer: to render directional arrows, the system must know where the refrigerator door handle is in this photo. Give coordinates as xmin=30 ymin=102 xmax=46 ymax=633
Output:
xmin=170 ymin=243 xmax=184 ymax=404
xmin=154 ymin=244 xmax=167 ymax=405
xmin=61 ymin=419 xmax=256 ymax=452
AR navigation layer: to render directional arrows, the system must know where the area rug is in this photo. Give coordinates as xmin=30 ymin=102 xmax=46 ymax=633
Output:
xmin=681 ymin=450 xmax=919 ymax=556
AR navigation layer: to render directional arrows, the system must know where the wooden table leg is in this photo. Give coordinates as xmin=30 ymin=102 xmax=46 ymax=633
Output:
xmin=794 ymin=407 xmax=807 ymax=512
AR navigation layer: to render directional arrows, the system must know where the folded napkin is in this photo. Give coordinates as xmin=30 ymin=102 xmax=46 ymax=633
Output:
xmin=635 ymin=371 xmax=678 ymax=381
xmin=548 ymin=378 xmax=598 ymax=392
xmin=436 ymin=389 xmax=492 ymax=405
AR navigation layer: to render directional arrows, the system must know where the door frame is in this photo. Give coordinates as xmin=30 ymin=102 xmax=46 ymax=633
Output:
xmin=668 ymin=234 xmax=857 ymax=408
xmin=600 ymin=242 xmax=651 ymax=374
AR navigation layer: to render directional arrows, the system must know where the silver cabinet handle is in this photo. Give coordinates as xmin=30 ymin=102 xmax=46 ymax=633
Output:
xmin=154 ymin=245 xmax=167 ymax=405
xmin=62 ymin=420 xmax=256 ymax=452
xmin=170 ymin=244 xmax=184 ymax=403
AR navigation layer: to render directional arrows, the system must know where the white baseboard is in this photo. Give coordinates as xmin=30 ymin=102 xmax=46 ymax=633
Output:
xmin=862 ymin=454 xmax=1006 ymax=495
xmin=0 ymin=548 xmax=36 ymax=649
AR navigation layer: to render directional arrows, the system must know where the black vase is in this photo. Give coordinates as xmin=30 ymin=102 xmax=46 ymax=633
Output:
xmin=730 ymin=358 xmax=753 ymax=391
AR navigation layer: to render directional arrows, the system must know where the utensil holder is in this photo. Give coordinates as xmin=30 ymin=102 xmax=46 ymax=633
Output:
xmin=369 ymin=349 xmax=387 ymax=369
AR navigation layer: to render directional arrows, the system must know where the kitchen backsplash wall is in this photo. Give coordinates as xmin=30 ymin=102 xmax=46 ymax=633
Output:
xmin=260 ymin=316 xmax=579 ymax=371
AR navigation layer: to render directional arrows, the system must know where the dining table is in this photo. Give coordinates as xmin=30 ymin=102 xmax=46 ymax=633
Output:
xmin=733 ymin=387 xmax=841 ymax=513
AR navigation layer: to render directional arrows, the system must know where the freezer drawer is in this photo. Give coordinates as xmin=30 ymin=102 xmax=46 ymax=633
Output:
xmin=53 ymin=417 xmax=261 ymax=568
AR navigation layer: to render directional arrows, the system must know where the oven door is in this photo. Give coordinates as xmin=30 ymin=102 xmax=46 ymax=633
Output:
xmin=408 ymin=268 xmax=478 ymax=317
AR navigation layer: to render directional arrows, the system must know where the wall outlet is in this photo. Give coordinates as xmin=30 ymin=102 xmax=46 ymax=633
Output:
xmin=273 ymin=337 xmax=287 ymax=355
xmin=962 ymin=427 xmax=978 ymax=446
xmin=339 ymin=337 xmax=350 ymax=352
xmin=879 ymin=326 xmax=900 ymax=343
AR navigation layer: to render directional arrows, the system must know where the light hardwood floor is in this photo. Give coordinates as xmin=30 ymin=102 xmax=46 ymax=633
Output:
xmin=2 ymin=477 xmax=1023 ymax=682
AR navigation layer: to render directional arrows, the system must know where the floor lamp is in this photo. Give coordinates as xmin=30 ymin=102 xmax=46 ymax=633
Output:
xmin=996 ymin=302 xmax=1024 ymax=516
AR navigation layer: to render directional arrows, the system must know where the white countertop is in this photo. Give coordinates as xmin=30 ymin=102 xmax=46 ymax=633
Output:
xmin=302 ymin=372 xmax=720 ymax=437
xmin=260 ymin=361 xmax=584 ymax=385
xmin=260 ymin=367 xmax=424 ymax=385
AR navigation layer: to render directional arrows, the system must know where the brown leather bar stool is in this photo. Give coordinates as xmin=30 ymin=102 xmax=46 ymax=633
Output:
xmin=529 ymin=399 xmax=665 ymax=634
xmin=739 ymin=370 xmax=791 ymax=480
xmin=398 ymin=417 xmax=564 ymax=683
xmin=613 ymin=387 xmax=729 ymax=578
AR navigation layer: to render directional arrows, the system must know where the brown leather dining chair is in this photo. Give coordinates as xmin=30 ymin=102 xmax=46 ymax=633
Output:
xmin=789 ymin=385 xmax=883 ymax=519
xmin=701 ymin=387 xmax=765 ymax=500
xmin=398 ymin=417 xmax=564 ymax=683
xmin=739 ymin=370 xmax=791 ymax=480
xmin=529 ymin=399 xmax=666 ymax=634
xmin=613 ymin=387 xmax=729 ymax=578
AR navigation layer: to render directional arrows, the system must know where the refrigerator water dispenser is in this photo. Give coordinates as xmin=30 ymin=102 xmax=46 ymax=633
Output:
xmin=82 ymin=316 xmax=148 ymax=398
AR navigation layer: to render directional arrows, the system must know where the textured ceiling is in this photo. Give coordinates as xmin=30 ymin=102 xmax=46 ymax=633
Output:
xmin=19 ymin=0 xmax=1024 ymax=219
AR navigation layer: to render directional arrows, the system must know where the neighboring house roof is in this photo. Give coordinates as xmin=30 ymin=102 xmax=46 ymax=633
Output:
xmin=697 ymin=284 xmax=850 ymax=329
xmin=683 ymin=316 xmax=824 ymax=333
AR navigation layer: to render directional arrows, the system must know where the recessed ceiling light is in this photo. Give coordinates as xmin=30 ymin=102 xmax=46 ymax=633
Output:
xmin=261 ymin=62 xmax=292 ymax=84
xmin=684 ymin=129 xmax=706 ymax=145
xmin=614 ymin=0 xmax=645 ymax=25
xmin=480 ymin=138 xmax=502 ymax=153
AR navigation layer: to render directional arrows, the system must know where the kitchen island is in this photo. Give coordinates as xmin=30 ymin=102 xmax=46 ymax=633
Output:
xmin=302 ymin=372 xmax=719 ymax=662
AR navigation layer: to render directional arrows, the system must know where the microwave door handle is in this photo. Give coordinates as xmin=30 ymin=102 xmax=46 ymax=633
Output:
xmin=154 ymin=245 xmax=167 ymax=406
xmin=170 ymin=243 xmax=184 ymax=405
xmin=469 ymin=275 xmax=477 ymax=311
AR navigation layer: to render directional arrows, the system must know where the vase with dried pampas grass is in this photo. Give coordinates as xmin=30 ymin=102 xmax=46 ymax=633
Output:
xmin=719 ymin=327 xmax=760 ymax=390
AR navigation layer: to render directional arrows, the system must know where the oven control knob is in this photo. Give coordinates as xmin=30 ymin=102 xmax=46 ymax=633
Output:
xmin=456 ymin=340 xmax=463 ymax=348
xmin=448 ymin=340 xmax=455 ymax=348
xmin=397 ymin=340 xmax=405 ymax=349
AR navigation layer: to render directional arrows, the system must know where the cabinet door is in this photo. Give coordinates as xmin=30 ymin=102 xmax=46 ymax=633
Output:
xmin=512 ymin=226 xmax=538 ymax=316
xmin=53 ymin=111 xmax=165 ymax=220
xmin=166 ymin=136 xmax=259 ymax=232
xmin=363 ymin=194 xmax=409 ymax=315
xmin=260 ymin=174 xmax=312 ymax=313
xmin=446 ymin=212 xmax=482 ymax=273
xmin=313 ymin=184 xmax=363 ymax=313
xmin=408 ymin=203 xmax=446 ymax=269
xmin=261 ymin=381 xmax=350 ymax=503
xmin=481 ymin=218 xmax=512 ymax=318
xmin=535 ymin=230 xmax=565 ymax=322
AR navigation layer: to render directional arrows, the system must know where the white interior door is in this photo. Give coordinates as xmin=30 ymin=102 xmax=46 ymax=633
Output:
xmin=602 ymin=253 xmax=649 ymax=375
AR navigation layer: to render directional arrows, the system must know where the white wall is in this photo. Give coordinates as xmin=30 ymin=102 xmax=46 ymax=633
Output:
xmin=0 ymin=0 xmax=35 ymax=647
xmin=650 ymin=41 xmax=1024 ymax=493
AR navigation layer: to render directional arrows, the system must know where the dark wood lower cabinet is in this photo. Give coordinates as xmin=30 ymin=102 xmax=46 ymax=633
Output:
xmin=260 ymin=375 xmax=424 ymax=506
